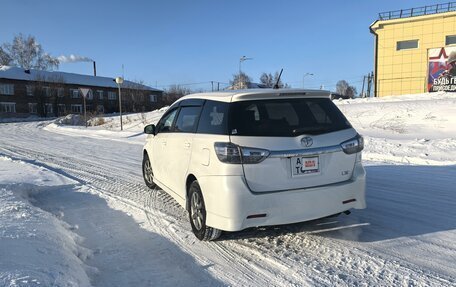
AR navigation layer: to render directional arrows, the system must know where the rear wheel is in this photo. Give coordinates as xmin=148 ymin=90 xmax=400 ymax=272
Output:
xmin=188 ymin=180 xmax=221 ymax=241
xmin=142 ymin=154 xmax=156 ymax=189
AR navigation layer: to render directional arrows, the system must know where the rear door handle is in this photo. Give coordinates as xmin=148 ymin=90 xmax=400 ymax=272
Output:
xmin=184 ymin=142 xmax=191 ymax=148
xmin=161 ymin=141 xmax=167 ymax=146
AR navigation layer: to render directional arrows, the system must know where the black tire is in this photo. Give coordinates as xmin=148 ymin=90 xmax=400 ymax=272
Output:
xmin=142 ymin=154 xmax=157 ymax=189
xmin=188 ymin=180 xmax=222 ymax=241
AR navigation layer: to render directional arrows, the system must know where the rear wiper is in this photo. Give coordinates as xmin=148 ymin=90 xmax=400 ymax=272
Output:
xmin=292 ymin=126 xmax=329 ymax=135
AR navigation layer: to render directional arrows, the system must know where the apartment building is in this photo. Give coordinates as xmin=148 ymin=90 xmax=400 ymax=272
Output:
xmin=0 ymin=66 xmax=163 ymax=118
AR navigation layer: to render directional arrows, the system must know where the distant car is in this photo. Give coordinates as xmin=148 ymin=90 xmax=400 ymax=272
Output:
xmin=330 ymin=92 xmax=351 ymax=100
xmin=142 ymin=89 xmax=366 ymax=241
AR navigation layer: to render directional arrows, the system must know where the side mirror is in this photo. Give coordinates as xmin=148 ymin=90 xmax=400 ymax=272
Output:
xmin=144 ymin=124 xmax=156 ymax=135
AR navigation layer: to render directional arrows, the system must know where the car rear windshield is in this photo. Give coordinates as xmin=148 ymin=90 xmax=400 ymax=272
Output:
xmin=229 ymin=98 xmax=352 ymax=137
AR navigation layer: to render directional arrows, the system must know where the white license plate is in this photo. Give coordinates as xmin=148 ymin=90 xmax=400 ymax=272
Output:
xmin=291 ymin=156 xmax=320 ymax=176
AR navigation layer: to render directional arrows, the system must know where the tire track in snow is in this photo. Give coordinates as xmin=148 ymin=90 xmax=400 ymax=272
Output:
xmin=1 ymin=127 xmax=454 ymax=286
xmin=0 ymin=143 xmax=302 ymax=286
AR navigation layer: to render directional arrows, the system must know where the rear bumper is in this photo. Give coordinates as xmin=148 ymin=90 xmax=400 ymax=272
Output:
xmin=198 ymin=163 xmax=366 ymax=232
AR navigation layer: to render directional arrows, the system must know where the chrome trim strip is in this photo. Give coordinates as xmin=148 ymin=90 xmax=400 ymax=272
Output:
xmin=248 ymin=178 xmax=354 ymax=195
xmin=269 ymin=144 xmax=342 ymax=158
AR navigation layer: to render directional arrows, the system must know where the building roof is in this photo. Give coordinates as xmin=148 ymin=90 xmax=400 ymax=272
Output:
xmin=0 ymin=66 xmax=162 ymax=92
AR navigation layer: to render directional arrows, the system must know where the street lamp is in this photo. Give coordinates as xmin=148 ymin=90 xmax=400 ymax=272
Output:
xmin=115 ymin=76 xmax=124 ymax=131
xmin=303 ymin=73 xmax=314 ymax=88
xmin=239 ymin=55 xmax=253 ymax=74
xmin=239 ymin=56 xmax=253 ymax=89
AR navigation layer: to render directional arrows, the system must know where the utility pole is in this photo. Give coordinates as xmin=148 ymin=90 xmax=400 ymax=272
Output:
xmin=366 ymin=72 xmax=373 ymax=97
xmin=371 ymin=72 xmax=375 ymax=97
xmin=361 ymin=75 xmax=366 ymax=98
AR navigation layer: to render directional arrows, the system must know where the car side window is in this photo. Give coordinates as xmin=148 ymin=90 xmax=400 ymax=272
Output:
xmin=156 ymin=108 xmax=178 ymax=134
xmin=197 ymin=100 xmax=229 ymax=135
xmin=174 ymin=106 xmax=202 ymax=133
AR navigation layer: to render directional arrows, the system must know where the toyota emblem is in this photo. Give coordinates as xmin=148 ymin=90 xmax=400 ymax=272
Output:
xmin=301 ymin=136 xmax=313 ymax=147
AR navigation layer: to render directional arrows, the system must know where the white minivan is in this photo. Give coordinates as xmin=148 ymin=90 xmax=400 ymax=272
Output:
xmin=143 ymin=89 xmax=366 ymax=241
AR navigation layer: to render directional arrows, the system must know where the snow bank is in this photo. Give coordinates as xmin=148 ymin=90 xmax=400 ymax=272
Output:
xmin=335 ymin=91 xmax=456 ymax=165
xmin=55 ymin=114 xmax=87 ymax=126
xmin=46 ymin=92 xmax=456 ymax=165
xmin=45 ymin=107 xmax=169 ymax=144
xmin=0 ymin=157 xmax=94 ymax=287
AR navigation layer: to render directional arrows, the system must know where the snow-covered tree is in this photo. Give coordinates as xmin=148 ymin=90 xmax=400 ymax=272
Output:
xmin=0 ymin=34 xmax=59 ymax=70
xmin=336 ymin=80 xmax=357 ymax=98
xmin=230 ymin=72 xmax=252 ymax=89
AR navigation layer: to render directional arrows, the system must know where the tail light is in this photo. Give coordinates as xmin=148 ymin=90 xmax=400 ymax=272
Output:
xmin=214 ymin=142 xmax=242 ymax=164
xmin=340 ymin=134 xmax=364 ymax=154
xmin=214 ymin=142 xmax=270 ymax=164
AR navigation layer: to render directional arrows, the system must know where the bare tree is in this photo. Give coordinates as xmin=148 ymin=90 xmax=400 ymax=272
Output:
xmin=260 ymin=73 xmax=274 ymax=88
xmin=32 ymin=74 xmax=47 ymax=117
xmin=336 ymin=80 xmax=357 ymax=98
xmin=0 ymin=47 xmax=12 ymax=66
xmin=259 ymin=71 xmax=289 ymax=88
xmin=229 ymin=72 xmax=252 ymax=89
xmin=48 ymin=75 xmax=66 ymax=116
xmin=0 ymin=34 xmax=59 ymax=70
xmin=122 ymin=80 xmax=150 ymax=113
xmin=163 ymin=85 xmax=192 ymax=105
xmin=31 ymin=73 xmax=65 ymax=117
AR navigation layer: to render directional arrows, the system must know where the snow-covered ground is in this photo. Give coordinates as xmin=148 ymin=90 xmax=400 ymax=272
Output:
xmin=0 ymin=92 xmax=455 ymax=286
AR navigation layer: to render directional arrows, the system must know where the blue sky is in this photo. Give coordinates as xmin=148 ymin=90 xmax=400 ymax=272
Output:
xmin=0 ymin=0 xmax=448 ymax=92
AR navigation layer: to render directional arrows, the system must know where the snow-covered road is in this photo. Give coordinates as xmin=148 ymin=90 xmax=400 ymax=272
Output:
xmin=1 ymin=119 xmax=455 ymax=287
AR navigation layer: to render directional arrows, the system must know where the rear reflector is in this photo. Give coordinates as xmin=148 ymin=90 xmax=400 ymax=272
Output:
xmin=343 ymin=199 xmax=357 ymax=204
xmin=246 ymin=214 xmax=267 ymax=219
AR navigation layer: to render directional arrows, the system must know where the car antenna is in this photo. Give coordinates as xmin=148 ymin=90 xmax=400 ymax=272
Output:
xmin=273 ymin=68 xmax=283 ymax=89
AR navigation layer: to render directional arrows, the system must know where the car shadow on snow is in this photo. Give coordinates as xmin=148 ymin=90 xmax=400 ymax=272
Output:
xmin=31 ymin=187 xmax=225 ymax=287
xmin=223 ymin=164 xmax=456 ymax=243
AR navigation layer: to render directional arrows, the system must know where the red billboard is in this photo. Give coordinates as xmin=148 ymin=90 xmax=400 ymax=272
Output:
xmin=428 ymin=47 xmax=456 ymax=92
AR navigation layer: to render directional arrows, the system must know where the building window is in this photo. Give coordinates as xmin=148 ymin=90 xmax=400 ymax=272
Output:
xmin=45 ymin=103 xmax=53 ymax=114
xmin=58 ymin=104 xmax=66 ymax=114
xmin=86 ymin=89 xmax=93 ymax=100
xmin=71 ymin=104 xmax=82 ymax=113
xmin=446 ymin=35 xmax=456 ymax=46
xmin=149 ymin=94 xmax=157 ymax=102
xmin=57 ymin=88 xmax=64 ymax=97
xmin=97 ymin=90 xmax=104 ymax=100
xmin=28 ymin=103 xmax=38 ymax=114
xmin=43 ymin=86 xmax=51 ymax=97
xmin=108 ymin=91 xmax=117 ymax=100
xmin=0 ymin=84 xmax=14 ymax=95
xmin=26 ymin=85 xmax=34 ymax=97
xmin=396 ymin=40 xmax=418 ymax=50
xmin=71 ymin=89 xmax=80 ymax=98
xmin=0 ymin=102 xmax=16 ymax=113
xmin=97 ymin=105 xmax=105 ymax=113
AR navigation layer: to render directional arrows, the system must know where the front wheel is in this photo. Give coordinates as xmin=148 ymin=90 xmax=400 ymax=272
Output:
xmin=188 ymin=180 xmax=221 ymax=241
xmin=142 ymin=154 xmax=157 ymax=189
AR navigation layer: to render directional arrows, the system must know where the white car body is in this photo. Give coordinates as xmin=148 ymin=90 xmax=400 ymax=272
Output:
xmin=143 ymin=89 xmax=366 ymax=238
